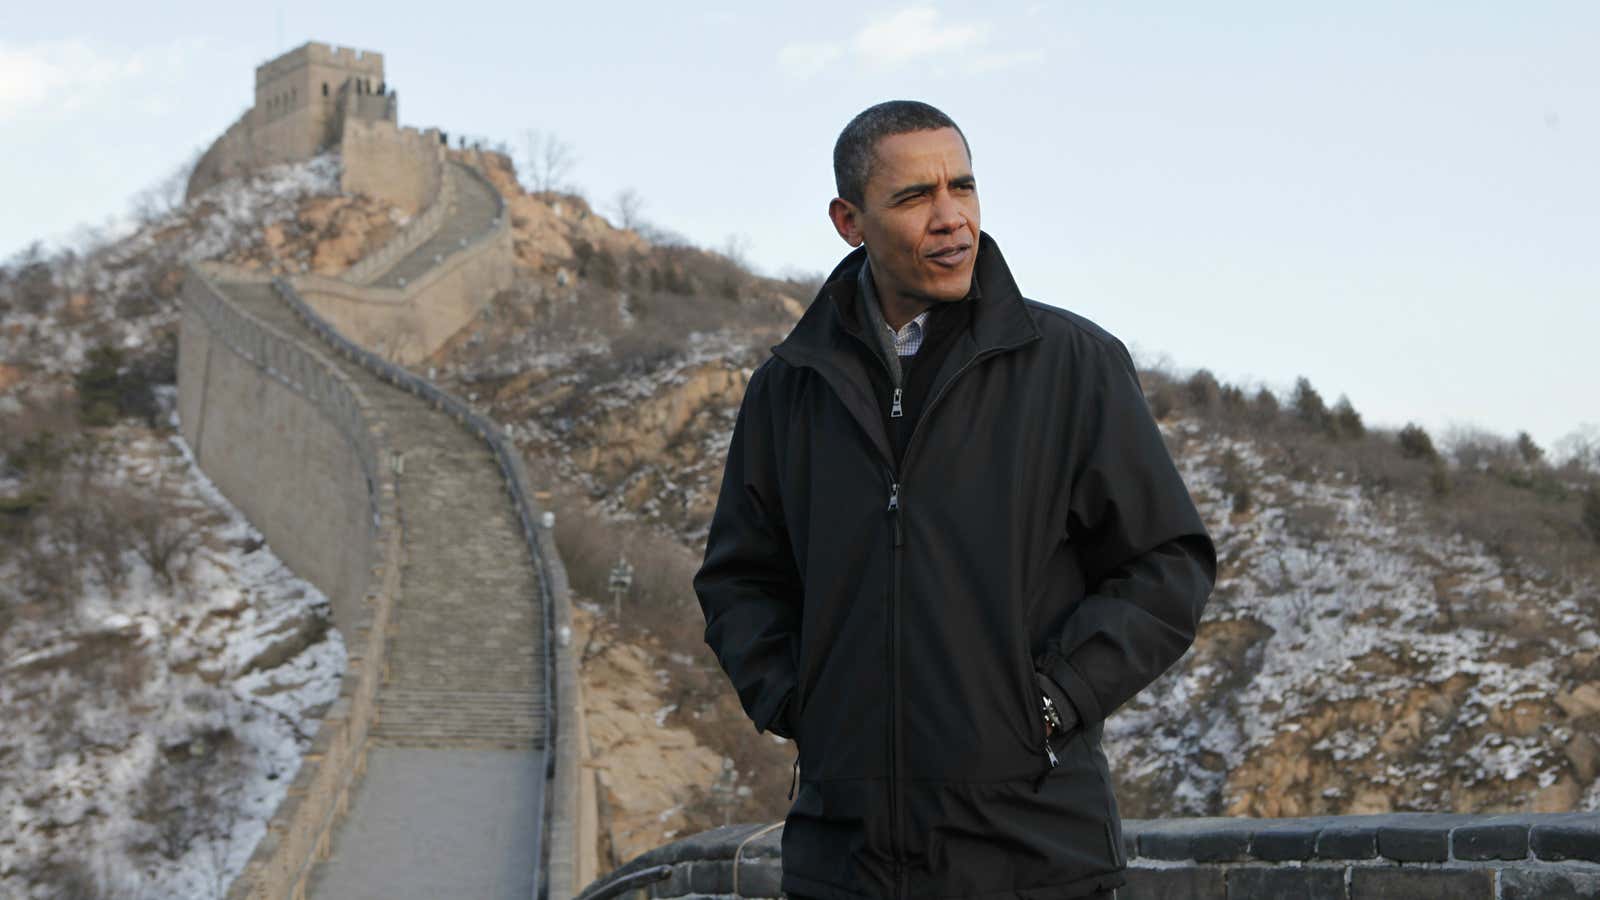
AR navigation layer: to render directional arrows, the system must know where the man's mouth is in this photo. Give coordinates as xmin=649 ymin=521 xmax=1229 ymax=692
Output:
xmin=927 ymin=242 xmax=972 ymax=268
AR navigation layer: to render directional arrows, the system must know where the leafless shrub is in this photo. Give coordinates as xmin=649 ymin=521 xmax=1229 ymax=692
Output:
xmin=521 ymin=129 xmax=577 ymax=194
xmin=1443 ymin=426 xmax=1519 ymax=473
xmin=133 ymin=726 xmax=249 ymax=892
xmin=124 ymin=475 xmax=203 ymax=588
xmin=45 ymin=469 xmax=133 ymax=603
xmin=1282 ymin=499 xmax=1340 ymax=544
xmin=610 ymin=188 xmax=645 ymax=230
xmin=129 ymin=149 xmax=200 ymax=226
xmin=1 ymin=241 xmax=60 ymax=314
xmin=30 ymin=857 xmax=103 ymax=899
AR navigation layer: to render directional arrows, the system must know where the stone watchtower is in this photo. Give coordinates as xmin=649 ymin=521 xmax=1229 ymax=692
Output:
xmin=186 ymin=42 xmax=401 ymax=200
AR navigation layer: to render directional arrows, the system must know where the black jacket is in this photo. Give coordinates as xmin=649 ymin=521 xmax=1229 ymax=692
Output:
xmin=694 ymin=232 xmax=1217 ymax=899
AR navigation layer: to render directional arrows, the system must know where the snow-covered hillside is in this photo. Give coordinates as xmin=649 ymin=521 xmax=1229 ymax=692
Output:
xmin=1111 ymin=422 xmax=1600 ymax=818
xmin=1 ymin=154 xmax=370 ymax=898
xmin=0 ymin=424 xmax=344 ymax=898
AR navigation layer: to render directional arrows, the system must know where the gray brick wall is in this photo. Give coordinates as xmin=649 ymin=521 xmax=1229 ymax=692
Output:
xmin=575 ymin=814 xmax=1600 ymax=899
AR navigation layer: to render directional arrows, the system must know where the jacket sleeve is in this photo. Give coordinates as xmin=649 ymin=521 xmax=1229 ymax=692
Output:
xmin=1035 ymin=336 xmax=1218 ymax=732
xmin=693 ymin=358 xmax=804 ymax=739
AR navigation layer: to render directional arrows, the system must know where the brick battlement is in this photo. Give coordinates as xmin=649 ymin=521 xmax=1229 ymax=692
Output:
xmin=256 ymin=41 xmax=383 ymax=86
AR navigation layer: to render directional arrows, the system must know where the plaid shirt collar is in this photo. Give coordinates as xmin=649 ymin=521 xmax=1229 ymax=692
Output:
xmin=888 ymin=308 xmax=932 ymax=356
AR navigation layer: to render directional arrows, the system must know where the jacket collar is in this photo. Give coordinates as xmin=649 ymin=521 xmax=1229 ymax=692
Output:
xmin=775 ymin=230 xmax=1039 ymax=365
xmin=771 ymin=231 xmax=1043 ymax=472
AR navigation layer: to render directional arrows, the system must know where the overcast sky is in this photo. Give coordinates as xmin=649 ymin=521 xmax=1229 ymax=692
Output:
xmin=4 ymin=2 xmax=1596 ymax=453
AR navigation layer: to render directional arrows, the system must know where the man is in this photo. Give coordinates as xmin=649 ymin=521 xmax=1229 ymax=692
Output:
xmin=693 ymin=100 xmax=1217 ymax=900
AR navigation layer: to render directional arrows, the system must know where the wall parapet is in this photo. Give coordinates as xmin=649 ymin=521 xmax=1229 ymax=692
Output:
xmin=180 ymin=264 xmax=404 ymax=900
xmin=577 ymin=814 xmax=1600 ymax=900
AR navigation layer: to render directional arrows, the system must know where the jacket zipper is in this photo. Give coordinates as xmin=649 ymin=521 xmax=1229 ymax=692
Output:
xmin=886 ymin=478 xmax=905 ymax=900
xmin=789 ymin=317 xmax=1039 ymax=898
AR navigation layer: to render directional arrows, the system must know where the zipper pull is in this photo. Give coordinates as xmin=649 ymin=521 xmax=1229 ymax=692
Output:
xmin=1033 ymin=733 xmax=1060 ymax=794
xmin=1030 ymin=736 xmax=1056 ymax=791
xmin=887 ymin=482 xmax=904 ymax=547
xmin=890 ymin=387 xmax=904 ymax=418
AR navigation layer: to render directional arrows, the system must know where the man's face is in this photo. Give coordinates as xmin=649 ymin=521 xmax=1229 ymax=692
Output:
xmin=830 ymin=126 xmax=981 ymax=307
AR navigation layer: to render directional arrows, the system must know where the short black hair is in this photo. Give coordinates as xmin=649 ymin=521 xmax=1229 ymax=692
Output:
xmin=833 ymin=100 xmax=971 ymax=207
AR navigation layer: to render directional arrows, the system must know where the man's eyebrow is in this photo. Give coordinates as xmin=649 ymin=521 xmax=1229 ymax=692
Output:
xmin=886 ymin=174 xmax=977 ymax=202
xmin=887 ymin=181 xmax=937 ymax=202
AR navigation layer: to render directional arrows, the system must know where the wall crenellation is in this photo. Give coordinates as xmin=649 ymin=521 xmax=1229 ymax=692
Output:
xmin=254 ymin=42 xmax=383 ymax=87
xmin=190 ymin=40 xmax=399 ymax=202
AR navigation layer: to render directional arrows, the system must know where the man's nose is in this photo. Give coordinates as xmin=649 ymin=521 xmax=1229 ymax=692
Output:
xmin=929 ymin=189 xmax=966 ymax=233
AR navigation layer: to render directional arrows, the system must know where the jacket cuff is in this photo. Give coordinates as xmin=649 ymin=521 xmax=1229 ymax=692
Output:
xmin=1037 ymin=650 xmax=1103 ymax=728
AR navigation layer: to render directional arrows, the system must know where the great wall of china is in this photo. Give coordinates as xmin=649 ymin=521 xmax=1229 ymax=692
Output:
xmin=178 ymin=41 xmax=583 ymax=899
xmin=179 ymin=41 xmax=1600 ymax=900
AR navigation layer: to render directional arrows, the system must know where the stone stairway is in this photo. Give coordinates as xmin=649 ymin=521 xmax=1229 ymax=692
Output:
xmin=368 ymin=160 xmax=503 ymax=289
xmin=217 ymin=249 xmax=548 ymax=897
xmin=220 ymin=280 xmax=546 ymax=750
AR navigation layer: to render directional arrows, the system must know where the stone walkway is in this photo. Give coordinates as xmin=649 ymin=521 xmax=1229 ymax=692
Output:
xmin=217 ymin=275 xmax=547 ymax=894
xmin=305 ymin=747 xmax=545 ymax=900
xmin=369 ymin=161 xmax=503 ymax=289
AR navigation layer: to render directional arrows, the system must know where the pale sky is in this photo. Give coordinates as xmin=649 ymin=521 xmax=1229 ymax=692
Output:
xmin=3 ymin=3 xmax=1596 ymax=453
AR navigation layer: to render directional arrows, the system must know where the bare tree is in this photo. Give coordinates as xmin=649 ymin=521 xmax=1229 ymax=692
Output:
xmin=128 ymin=148 xmax=203 ymax=226
xmin=611 ymin=188 xmax=645 ymax=230
xmin=522 ymin=129 xmax=577 ymax=194
xmin=720 ymin=233 xmax=752 ymax=270
xmin=1555 ymin=424 xmax=1600 ymax=473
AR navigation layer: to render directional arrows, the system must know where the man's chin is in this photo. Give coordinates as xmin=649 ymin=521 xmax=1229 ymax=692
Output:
xmin=921 ymin=274 xmax=976 ymax=303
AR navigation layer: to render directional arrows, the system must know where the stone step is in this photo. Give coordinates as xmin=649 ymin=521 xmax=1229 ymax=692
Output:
xmin=373 ymin=687 xmax=548 ymax=748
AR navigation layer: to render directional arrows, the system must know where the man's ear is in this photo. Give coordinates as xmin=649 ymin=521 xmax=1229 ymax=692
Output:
xmin=828 ymin=197 xmax=864 ymax=247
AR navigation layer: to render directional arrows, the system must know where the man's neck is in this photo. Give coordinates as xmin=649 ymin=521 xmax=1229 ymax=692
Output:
xmin=878 ymin=293 xmax=933 ymax=333
xmin=863 ymin=264 xmax=933 ymax=332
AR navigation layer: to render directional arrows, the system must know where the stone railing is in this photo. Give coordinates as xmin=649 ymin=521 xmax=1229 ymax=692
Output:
xmin=341 ymin=158 xmax=455 ymax=285
xmin=577 ymin=813 xmax=1600 ymax=899
xmin=268 ymin=276 xmax=582 ymax=899
xmin=181 ymin=265 xmax=405 ymax=900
